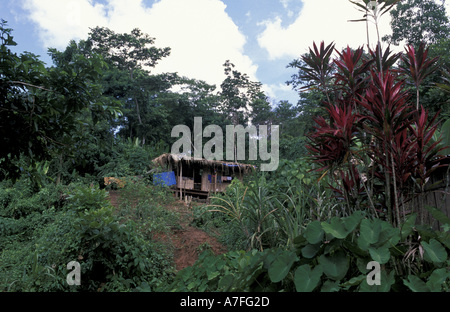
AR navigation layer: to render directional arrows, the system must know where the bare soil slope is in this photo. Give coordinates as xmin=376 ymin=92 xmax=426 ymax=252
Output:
xmin=108 ymin=191 xmax=226 ymax=271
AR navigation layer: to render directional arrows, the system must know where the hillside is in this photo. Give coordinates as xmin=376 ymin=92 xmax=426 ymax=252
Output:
xmin=108 ymin=189 xmax=226 ymax=271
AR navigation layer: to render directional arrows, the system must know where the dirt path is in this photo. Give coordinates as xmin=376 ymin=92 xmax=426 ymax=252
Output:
xmin=108 ymin=191 xmax=226 ymax=271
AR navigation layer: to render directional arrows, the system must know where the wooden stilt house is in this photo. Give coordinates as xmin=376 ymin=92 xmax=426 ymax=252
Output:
xmin=151 ymin=153 xmax=255 ymax=200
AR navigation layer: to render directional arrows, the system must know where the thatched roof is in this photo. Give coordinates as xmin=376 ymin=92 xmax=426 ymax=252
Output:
xmin=151 ymin=153 xmax=256 ymax=173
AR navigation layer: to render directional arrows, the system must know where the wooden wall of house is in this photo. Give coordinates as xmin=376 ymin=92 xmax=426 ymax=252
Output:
xmin=201 ymin=167 xmax=211 ymax=192
xmin=421 ymin=168 xmax=450 ymax=230
xmin=200 ymin=166 xmax=245 ymax=193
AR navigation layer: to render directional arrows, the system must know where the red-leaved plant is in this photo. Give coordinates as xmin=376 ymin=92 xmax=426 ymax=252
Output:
xmin=304 ymin=41 xmax=449 ymax=227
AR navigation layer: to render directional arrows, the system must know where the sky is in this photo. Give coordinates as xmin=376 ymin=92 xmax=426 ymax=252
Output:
xmin=2 ymin=0 xmax=449 ymax=106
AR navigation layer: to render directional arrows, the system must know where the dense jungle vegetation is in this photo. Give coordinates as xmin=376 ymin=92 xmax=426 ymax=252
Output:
xmin=1 ymin=0 xmax=450 ymax=292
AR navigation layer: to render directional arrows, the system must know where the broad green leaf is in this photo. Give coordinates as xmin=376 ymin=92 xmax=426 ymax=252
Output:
xmin=207 ymin=270 xmax=220 ymax=281
xmin=357 ymin=234 xmax=371 ymax=251
xmin=404 ymin=275 xmax=430 ymax=292
xmin=262 ymin=248 xmax=280 ymax=269
xmin=368 ymin=246 xmax=390 ymax=264
xmin=293 ymin=234 xmax=308 ymax=248
xmin=304 ymin=220 xmax=324 ymax=244
xmin=268 ymin=250 xmax=298 ymax=283
xmin=342 ymin=211 xmax=365 ymax=233
xmin=218 ymin=274 xmax=234 ymax=290
xmin=294 ymin=264 xmax=323 ymax=292
xmin=426 ymin=268 xmax=450 ymax=292
xmin=438 ymin=232 xmax=450 ymax=249
xmin=321 ymin=217 xmax=349 ymax=239
xmin=340 ymin=274 xmax=366 ymax=288
xmin=301 ymin=243 xmax=321 ymax=259
xmin=378 ymin=222 xmax=400 ymax=246
xmin=439 ymin=119 xmax=450 ymax=155
xmin=319 ymin=252 xmax=349 ymax=281
xmin=401 ymin=213 xmax=417 ymax=240
xmin=342 ymin=240 xmax=367 ymax=258
xmin=359 ymin=270 xmax=395 ymax=292
xmin=421 ymin=239 xmax=448 ymax=264
xmin=425 ymin=205 xmax=450 ymax=229
xmin=360 ymin=219 xmax=381 ymax=244
xmin=321 ymin=280 xmax=340 ymax=292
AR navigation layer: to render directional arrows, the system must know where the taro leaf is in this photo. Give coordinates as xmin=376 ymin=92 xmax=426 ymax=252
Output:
xmin=321 ymin=280 xmax=340 ymax=292
xmin=343 ymin=240 xmax=367 ymax=258
xmin=268 ymin=250 xmax=298 ymax=283
xmin=438 ymin=232 xmax=450 ymax=249
xmin=324 ymin=237 xmax=344 ymax=255
xmin=378 ymin=222 xmax=400 ymax=246
xmin=425 ymin=205 xmax=450 ymax=230
xmin=368 ymin=245 xmax=390 ymax=264
xmin=415 ymin=225 xmax=438 ymax=242
xmin=304 ymin=220 xmax=324 ymax=244
xmin=321 ymin=217 xmax=349 ymax=239
xmin=421 ymin=239 xmax=448 ymax=265
xmin=294 ymin=264 xmax=323 ymax=292
xmin=426 ymin=268 xmax=450 ymax=292
xmin=319 ymin=252 xmax=349 ymax=281
xmin=342 ymin=211 xmax=365 ymax=233
xmin=401 ymin=213 xmax=417 ymax=240
xmin=263 ymin=248 xmax=281 ymax=269
xmin=301 ymin=243 xmax=321 ymax=259
xmin=207 ymin=270 xmax=220 ymax=281
xmin=293 ymin=234 xmax=308 ymax=249
xmin=357 ymin=234 xmax=371 ymax=251
xmin=218 ymin=274 xmax=234 ymax=291
xmin=359 ymin=270 xmax=395 ymax=292
xmin=356 ymin=256 xmax=374 ymax=274
xmin=340 ymin=274 xmax=366 ymax=289
xmin=404 ymin=275 xmax=430 ymax=292
xmin=360 ymin=219 xmax=381 ymax=245
xmin=439 ymin=119 xmax=450 ymax=155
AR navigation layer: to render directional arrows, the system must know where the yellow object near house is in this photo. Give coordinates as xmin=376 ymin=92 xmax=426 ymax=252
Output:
xmin=104 ymin=177 xmax=126 ymax=188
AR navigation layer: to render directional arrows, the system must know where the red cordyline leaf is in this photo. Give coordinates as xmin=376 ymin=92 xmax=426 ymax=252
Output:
xmin=358 ymin=70 xmax=413 ymax=141
xmin=400 ymin=43 xmax=439 ymax=88
xmin=407 ymin=107 xmax=448 ymax=184
xmin=334 ymin=45 xmax=373 ymax=101
xmin=307 ymin=101 xmax=362 ymax=171
xmin=368 ymin=43 xmax=401 ymax=73
xmin=390 ymin=128 xmax=417 ymax=187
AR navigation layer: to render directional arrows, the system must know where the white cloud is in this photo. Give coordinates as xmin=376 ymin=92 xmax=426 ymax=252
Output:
xmin=257 ymin=0 xmax=395 ymax=60
xmin=22 ymin=0 xmax=258 ymax=89
xmin=280 ymin=0 xmax=291 ymax=9
xmin=262 ymin=82 xmax=298 ymax=106
xmin=23 ymin=0 xmax=109 ymax=48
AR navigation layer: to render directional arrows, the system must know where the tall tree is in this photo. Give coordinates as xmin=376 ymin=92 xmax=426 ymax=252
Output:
xmin=86 ymin=26 xmax=172 ymax=144
xmin=0 ymin=21 xmax=116 ymax=182
xmin=382 ymin=0 xmax=450 ymax=48
xmin=218 ymin=60 xmax=272 ymax=162
xmin=219 ymin=60 xmax=264 ymax=126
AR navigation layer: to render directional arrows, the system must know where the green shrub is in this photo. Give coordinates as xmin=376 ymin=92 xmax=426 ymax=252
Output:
xmin=0 ymin=179 xmax=63 ymax=219
xmin=1 ymin=183 xmax=175 ymax=292
xmin=164 ymin=211 xmax=450 ymax=292
xmin=65 ymin=183 xmax=110 ymax=212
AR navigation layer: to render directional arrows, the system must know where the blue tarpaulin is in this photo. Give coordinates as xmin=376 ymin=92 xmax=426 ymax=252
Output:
xmin=153 ymin=171 xmax=176 ymax=187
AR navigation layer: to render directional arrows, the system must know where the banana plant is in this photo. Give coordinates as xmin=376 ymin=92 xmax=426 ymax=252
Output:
xmin=349 ymin=0 xmax=402 ymax=47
